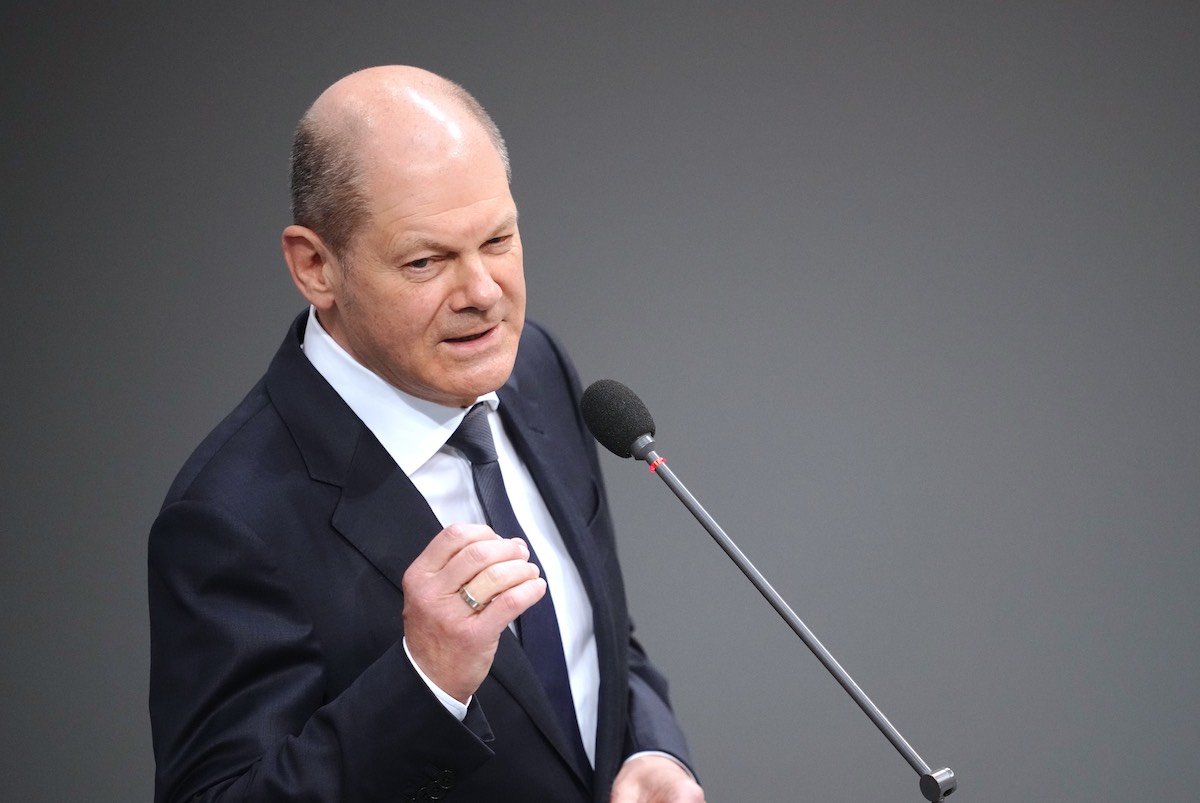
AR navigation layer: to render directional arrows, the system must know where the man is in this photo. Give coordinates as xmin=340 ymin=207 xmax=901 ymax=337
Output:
xmin=148 ymin=65 xmax=705 ymax=803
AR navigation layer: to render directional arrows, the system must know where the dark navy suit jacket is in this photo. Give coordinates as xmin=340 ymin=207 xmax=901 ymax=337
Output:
xmin=148 ymin=314 xmax=691 ymax=802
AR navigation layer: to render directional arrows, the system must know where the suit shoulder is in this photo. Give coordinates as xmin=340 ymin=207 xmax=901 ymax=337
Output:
xmin=160 ymin=377 xmax=294 ymax=509
xmin=514 ymin=320 xmax=582 ymax=392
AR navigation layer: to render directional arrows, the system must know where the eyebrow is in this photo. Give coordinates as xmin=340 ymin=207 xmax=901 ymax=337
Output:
xmin=391 ymin=211 xmax=519 ymax=258
xmin=487 ymin=211 xmax=520 ymax=238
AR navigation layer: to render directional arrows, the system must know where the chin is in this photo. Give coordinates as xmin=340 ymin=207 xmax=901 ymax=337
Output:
xmin=440 ymin=365 xmax=514 ymax=406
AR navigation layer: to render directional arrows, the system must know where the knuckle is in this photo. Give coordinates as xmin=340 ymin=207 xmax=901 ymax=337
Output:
xmin=463 ymin=540 xmax=494 ymax=564
xmin=479 ymin=564 xmax=503 ymax=586
xmin=442 ymin=522 xmax=473 ymax=541
xmin=400 ymin=565 xmax=426 ymax=593
xmin=486 ymin=589 xmax=521 ymax=616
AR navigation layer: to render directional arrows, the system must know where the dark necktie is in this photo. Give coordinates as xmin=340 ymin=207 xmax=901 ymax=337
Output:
xmin=446 ymin=403 xmax=590 ymax=772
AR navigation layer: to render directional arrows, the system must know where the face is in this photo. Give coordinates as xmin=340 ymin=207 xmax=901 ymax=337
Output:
xmin=317 ymin=135 xmax=525 ymax=408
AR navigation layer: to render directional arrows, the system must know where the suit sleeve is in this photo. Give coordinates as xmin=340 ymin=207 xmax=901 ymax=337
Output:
xmin=148 ymin=500 xmax=491 ymax=802
xmin=624 ymin=636 xmax=695 ymax=770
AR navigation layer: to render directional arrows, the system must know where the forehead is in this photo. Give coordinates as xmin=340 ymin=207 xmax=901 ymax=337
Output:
xmin=348 ymin=87 xmax=514 ymax=233
xmin=360 ymin=143 xmax=516 ymax=250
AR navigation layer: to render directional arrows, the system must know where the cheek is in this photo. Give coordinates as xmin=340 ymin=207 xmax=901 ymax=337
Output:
xmin=501 ymin=259 xmax=526 ymax=300
xmin=377 ymin=286 xmax=444 ymax=331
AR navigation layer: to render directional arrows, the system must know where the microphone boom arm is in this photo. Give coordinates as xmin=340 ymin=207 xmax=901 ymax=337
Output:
xmin=629 ymin=434 xmax=956 ymax=802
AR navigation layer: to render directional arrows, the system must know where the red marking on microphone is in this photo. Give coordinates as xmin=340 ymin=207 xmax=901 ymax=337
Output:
xmin=649 ymin=457 xmax=667 ymax=472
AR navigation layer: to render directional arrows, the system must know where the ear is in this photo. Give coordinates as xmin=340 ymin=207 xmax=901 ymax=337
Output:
xmin=282 ymin=224 xmax=339 ymax=310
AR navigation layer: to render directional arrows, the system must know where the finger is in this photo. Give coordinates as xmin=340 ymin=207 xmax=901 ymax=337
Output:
xmin=473 ymin=576 xmax=547 ymax=628
xmin=461 ymin=557 xmax=542 ymax=606
xmin=440 ymin=535 xmax=531 ymax=591
xmin=409 ymin=523 xmax=501 ymax=574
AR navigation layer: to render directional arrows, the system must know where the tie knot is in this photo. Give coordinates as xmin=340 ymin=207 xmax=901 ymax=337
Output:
xmin=447 ymin=403 xmax=498 ymax=465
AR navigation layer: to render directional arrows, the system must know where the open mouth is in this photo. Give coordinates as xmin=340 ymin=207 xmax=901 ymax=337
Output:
xmin=445 ymin=328 xmax=492 ymax=344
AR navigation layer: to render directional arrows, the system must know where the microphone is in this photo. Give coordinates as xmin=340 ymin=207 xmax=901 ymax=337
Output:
xmin=581 ymin=379 xmax=957 ymax=803
xmin=580 ymin=379 xmax=656 ymax=459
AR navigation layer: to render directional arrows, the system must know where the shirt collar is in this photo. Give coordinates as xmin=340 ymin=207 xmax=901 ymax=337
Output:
xmin=300 ymin=306 xmax=499 ymax=475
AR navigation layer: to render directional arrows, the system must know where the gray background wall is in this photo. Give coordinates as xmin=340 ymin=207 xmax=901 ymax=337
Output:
xmin=3 ymin=2 xmax=1197 ymax=800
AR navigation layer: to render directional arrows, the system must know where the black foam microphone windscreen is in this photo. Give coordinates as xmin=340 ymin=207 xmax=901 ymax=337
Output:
xmin=580 ymin=379 xmax=656 ymax=458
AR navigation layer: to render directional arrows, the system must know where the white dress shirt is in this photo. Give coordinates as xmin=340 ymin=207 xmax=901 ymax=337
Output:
xmin=300 ymin=308 xmax=599 ymax=766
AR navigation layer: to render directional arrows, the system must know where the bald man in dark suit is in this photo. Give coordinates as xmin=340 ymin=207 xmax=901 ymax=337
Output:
xmin=148 ymin=66 xmax=704 ymax=803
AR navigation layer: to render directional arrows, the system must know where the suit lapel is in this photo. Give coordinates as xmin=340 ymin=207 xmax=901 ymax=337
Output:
xmin=329 ymin=429 xmax=443 ymax=593
xmin=266 ymin=314 xmax=444 ymax=594
xmin=498 ymin=385 xmax=624 ymax=789
xmin=496 ymin=387 xmax=612 ymax=624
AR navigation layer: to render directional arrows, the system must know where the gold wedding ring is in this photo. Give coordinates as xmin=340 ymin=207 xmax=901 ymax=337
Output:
xmin=459 ymin=585 xmax=489 ymax=612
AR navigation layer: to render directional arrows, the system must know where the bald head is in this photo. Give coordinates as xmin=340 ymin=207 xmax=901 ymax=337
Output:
xmin=290 ymin=66 xmax=510 ymax=261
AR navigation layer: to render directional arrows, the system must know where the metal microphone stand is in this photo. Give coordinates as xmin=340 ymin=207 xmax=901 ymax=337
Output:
xmin=630 ymin=434 xmax=957 ymax=802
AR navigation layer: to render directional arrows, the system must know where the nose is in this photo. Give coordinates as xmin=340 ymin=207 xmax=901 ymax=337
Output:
xmin=451 ymin=252 xmax=503 ymax=311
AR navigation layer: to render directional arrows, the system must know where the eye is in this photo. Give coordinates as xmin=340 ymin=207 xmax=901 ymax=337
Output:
xmin=484 ymin=235 xmax=513 ymax=250
xmin=404 ymin=254 xmax=443 ymax=271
